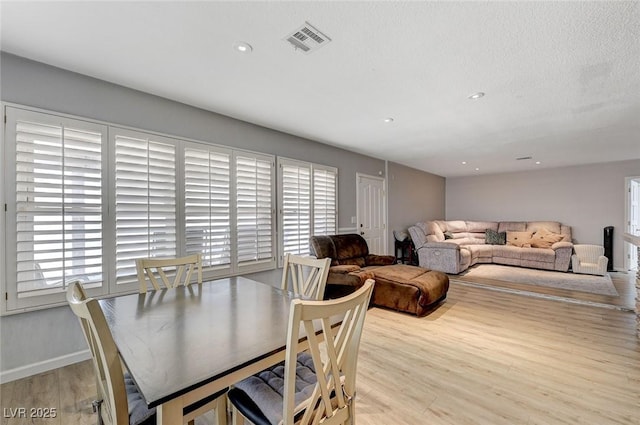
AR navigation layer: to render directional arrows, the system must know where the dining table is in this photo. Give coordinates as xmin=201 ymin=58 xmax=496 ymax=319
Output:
xmin=99 ymin=276 xmax=321 ymax=425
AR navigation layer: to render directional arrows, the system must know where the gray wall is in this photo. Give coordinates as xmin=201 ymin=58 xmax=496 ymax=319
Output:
xmin=0 ymin=53 xmax=387 ymax=379
xmin=446 ymin=159 xmax=640 ymax=270
xmin=387 ymin=162 xmax=445 ymax=253
xmin=1 ymin=53 xmax=386 ymax=229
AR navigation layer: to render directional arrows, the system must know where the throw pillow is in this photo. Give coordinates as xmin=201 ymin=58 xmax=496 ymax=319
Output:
xmin=530 ymin=227 xmax=564 ymax=249
xmin=444 ymin=231 xmax=454 ymax=240
xmin=506 ymin=231 xmax=533 ymax=247
xmin=485 ymin=229 xmax=506 ymax=245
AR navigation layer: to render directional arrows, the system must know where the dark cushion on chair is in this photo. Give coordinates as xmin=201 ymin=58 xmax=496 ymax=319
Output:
xmin=229 ymin=352 xmax=317 ymax=425
xmin=125 ymin=373 xmax=157 ymax=425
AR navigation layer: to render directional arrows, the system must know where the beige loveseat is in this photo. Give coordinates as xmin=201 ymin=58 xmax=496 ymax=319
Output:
xmin=407 ymin=220 xmax=574 ymax=274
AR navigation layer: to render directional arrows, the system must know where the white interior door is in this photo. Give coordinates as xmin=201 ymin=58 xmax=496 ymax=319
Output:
xmin=357 ymin=174 xmax=386 ymax=254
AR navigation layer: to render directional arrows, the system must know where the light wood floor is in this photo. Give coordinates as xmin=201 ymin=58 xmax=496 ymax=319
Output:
xmin=2 ymin=278 xmax=638 ymax=425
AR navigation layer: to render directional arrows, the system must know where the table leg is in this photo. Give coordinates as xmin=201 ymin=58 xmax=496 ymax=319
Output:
xmin=157 ymin=397 xmax=183 ymax=425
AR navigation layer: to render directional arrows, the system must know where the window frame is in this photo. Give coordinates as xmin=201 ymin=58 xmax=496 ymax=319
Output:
xmin=4 ymin=106 xmax=110 ymax=311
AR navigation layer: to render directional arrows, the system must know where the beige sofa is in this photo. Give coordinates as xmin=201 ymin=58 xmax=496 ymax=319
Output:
xmin=408 ymin=220 xmax=574 ymax=274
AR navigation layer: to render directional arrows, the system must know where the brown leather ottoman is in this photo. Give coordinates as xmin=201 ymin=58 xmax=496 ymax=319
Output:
xmin=367 ymin=264 xmax=449 ymax=316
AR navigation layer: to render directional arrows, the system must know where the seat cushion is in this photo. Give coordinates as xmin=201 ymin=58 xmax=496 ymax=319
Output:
xmin=369 ymin=265 xmax=449 ymax=316
xmin=125 ymin=373 xmax=156 ymax=425
xmin=229 ymin=352 xmax=317 ymax=425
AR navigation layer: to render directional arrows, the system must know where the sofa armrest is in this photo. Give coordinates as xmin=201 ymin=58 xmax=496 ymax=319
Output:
xmin=365 ymin=254 xmax=396 ymax=266
xmin=551 ymin=241 xmax=573 ymax=250
xmin=598 ymin=256 xmax=608 ymax=269
xmin=408 ymin=225 xmax=426 ymax=248
xmin=327 ymin=267 xmax=373 ymax=288
xmin=423 ymin=241 xmax=461 ymax=250
xmin=553 ymin=242 xmax=573 ymax=271
xmin=416 ymin=242 xmax=464 ymax=274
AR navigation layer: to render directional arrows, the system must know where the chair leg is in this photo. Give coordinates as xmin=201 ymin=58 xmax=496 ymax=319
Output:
xmin=216 ymin=396 xmax=228 ymax=425
xmin=91 ymin=399 xmax=103 ymax=425
xmin=231 ymin=405 xmax=244 ymax=425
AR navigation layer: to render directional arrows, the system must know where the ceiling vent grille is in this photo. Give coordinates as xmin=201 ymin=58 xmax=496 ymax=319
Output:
xmin=284 ymin=22 xmax=331 ymax=54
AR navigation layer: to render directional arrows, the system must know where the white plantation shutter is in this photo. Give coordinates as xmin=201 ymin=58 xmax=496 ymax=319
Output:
xmin=235 ymin=153 xmax=275 ymax=268
xmin=313 ymin=166 xmax=338 ymax=235
xmin=114 ymin=129 xmax=177 ymax=285
xmin=184 ymin=144 xmax=231 ymax=272
xmin=279 ymin=159 xmax=311 ymax=257
xmin=277 ymin=159 xmax=338 ymax=265
xmin=6 ymin=108 xmax=106 ymax=308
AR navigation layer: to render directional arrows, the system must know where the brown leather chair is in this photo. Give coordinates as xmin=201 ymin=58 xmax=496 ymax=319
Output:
xmin=310 ymin=234 xmax=449 ymax=316
xmin=310 ymin=234 xmax=396 ymax=298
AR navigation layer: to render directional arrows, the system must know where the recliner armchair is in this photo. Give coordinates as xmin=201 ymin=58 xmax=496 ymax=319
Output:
xmin=310 ymin=234 xmax=450 ymax=316
xmin=310 ymin=234 xmax=395 ymax=298
xmin=571 ymin=244 xmax=608 ymax=276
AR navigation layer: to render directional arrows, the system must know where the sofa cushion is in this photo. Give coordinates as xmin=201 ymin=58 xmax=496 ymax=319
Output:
xmin=485 ymin=229 xmax=506 ymax=245
xmin=468 ymin=245 xmax=493 ymax=261
xmin=330 ymin=265 xmax=361 ymax=274
xmin=492 ymin=245 xmax=522 ymax=259
xmin=331 ymin=234 xmax=369 ymax=262
xmin=521 ymin=247 xmax=555 ymax=263
xmin=444 ymin=220 xmax=467 ymax=233
xmin=530 ymin=228 xmax=564 ymax=249
xmin=309 ymin=235 xmax=337 ymax=265
xmin=426 ymin=221 xmax=444 ymax=240
xmin=466 ymin=221 xmax=498 ymax=233
xmin=560 ymin=225 xmax=572 ymax=242
xmin=498 ymin=221 xmax=526 ymax=233
xmin=506 ymin=231 xmax=533 ymax=248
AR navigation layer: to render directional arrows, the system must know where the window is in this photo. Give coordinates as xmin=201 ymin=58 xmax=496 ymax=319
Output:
xmin=236 ymin=153 xmax=276 ymax=270
xmin=112 ymin=128 xmax=177 ymax=288
xmin=5 ymin=107 xmax=107 ymax=310
xmin=313 ymin=166 xmax=338 ymax=236
xmin=277 ymin=158 xmax=337 ymax=261
xmin=280 ymin=159 xmax=311 ymax=256
xmin=184 ymin=144 xmax=231 ymax=273
xmin=4 ymin=106 xmax=277 ymax=312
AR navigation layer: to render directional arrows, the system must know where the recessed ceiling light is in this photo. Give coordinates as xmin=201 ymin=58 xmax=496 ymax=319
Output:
xmin=461 ymin=161 xmax=467 ymax=165
xmin=384 ymin=117 xmax=394 ymax=123
xmin=468 ymin=92 xmax=485 ymax=100
xmin=475 ymin=167 xmax=480 ymax=171
xmin=535 ymin=161 xmax=541 ymax=165
xmin=233 ymin=42 xmax=253 ymax=53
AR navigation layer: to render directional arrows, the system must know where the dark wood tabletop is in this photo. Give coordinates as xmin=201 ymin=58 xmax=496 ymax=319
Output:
xmin=99 ymin=276 xmax=299 ymax=410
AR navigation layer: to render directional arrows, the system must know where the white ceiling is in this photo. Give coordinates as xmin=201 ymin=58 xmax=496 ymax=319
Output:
xmin=2 ymin=1 xmax=639 ymax=177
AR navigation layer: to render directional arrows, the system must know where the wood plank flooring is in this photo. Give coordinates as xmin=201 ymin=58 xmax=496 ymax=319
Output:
xmin=2 ymin=277 xmax=638 ymax=425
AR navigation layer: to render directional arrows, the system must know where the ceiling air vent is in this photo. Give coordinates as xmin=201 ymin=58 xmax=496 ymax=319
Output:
xmin=284 ymin=22 xmax=331 ymax=54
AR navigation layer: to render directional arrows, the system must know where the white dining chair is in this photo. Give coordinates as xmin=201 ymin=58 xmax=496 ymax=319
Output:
xmin=136 ymin=253 xmax=202 ymax=293
xmin=281 ymin=253 xmax=331 ymax=300
xmin=228 ymin=279 xmax=375 ymax=425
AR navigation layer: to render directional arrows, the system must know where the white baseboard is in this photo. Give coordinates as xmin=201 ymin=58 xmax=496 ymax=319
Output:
xmin=0 ymin=349 xmax=91 ymax=384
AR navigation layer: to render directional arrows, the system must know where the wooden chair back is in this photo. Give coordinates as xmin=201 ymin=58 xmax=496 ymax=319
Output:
xmin=67 ymin=281 xmax=128 ymax=425
xmin=281 ymin=254 xmax=331 ymax=300
xmin=136 ymin=253 xmax=202 ymax=293
xmin=283 ymin=279 xmax=374 ymax=425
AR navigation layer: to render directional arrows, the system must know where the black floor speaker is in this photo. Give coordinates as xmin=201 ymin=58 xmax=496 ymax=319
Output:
xmin=603 ymin=226 xmax=614 ymax=272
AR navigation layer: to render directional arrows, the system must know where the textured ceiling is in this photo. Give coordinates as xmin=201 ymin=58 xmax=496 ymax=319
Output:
xmin=2 ymin=1 xmax=639 ymax=177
